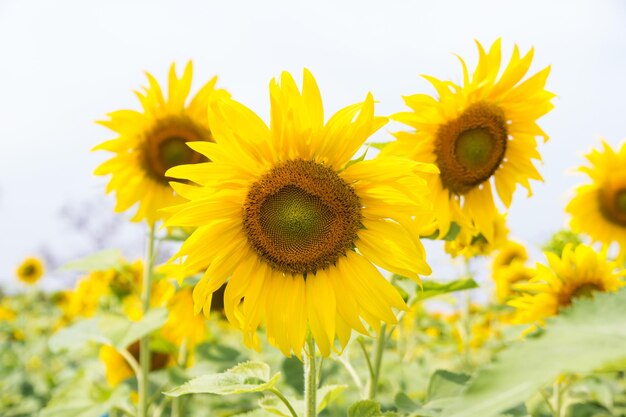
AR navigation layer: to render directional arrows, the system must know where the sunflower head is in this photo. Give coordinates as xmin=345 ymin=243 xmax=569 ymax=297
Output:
xmin=444 ymin=212 xmax=509 ymax=259
xmin=509 ymin=244 xmax=625 ymax=323
xmin=566 ymin=140 xmax=626 ymax=256
xmin=16 ymin=257 xmax=44 ymax=285
xmin=492 ymin=240 xmax=528 ymax=270
xmin=388 ymin=39 xmax=554 ymax=242
xmin=93 ymin=62 xmax=229 ymax=224
xmin=164 ymin=70 xmax=435 ymax=357
xmin=493 ymin=261 xmax=534 ymax=303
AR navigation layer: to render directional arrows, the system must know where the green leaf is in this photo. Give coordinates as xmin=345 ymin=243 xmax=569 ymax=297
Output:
xmin=416 ymin=279 xmax=478 ymax=301
xmin=48 ymin=318 xmax=104 ymax=352
xmin=281 ymin=356 xmax=304 ymax=393
xmin=395 ymin=392 xmax=420 ymax=411
xmin=317 ymin=384 xmax=347 ymax=412
xmin=348 ymin=400 xmax=383 ymax=417
xmin=164 ymin=361 xmax=280 ymax=397
xmin=345 ymin=149 xmax=369 ymax=169
xmin=39 ymin=372 xmax=130 ymax=417
xmin=100 ymin=308 xmax=168 ymax=349
xmin=48 ymin=309 xmax=168 ymax=352
xmin=59 ymin=249 xmax=123 ymax=272
xmin=444 ymin=288 xmax=626 ymax=417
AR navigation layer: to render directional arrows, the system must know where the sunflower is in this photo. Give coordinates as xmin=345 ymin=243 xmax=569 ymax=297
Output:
xmin=164 ymin=70 xmax=435 ymax=357
xmin=160 ymin=287 xmax=207 ymax=350
xmin=492 ymin=240 xmax=528 ymax=270
xmin=16 ymin=257 xmax=44 ymax=285
xmin=93 ymin=62 xmax=228 ymax=224
xmin=387 ymin=39 xmax=554 ymax=241
xmin=509 ymin=244 xmax=624 ymax=323
xmin=566 ymin=140 xmax=626 ymax=255
xmin=444 ymin=211 xmax=509 ymax=259
xmin=100 ymin=342 xmax=171 ymax=387
xmin=493 ymin=261 xmax=534 ymax=303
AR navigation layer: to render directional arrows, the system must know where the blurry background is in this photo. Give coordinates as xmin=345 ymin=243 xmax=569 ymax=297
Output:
xmin=1 ymin=0 xmax=626 ymax=292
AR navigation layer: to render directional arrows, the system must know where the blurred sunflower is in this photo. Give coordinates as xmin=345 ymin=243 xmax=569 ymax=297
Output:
xmin=15 ymin=257 xmax=44 ymax=285
xmin=493 ymin=261 xmax=534 ymax=303
xmin=93 ymin=62 xmax=228 ymax=224
xmin=566 ymin=140 xmax=626 ymax=255
xmin=492 ymin=240 xmax=528 ymax=270
xmin=387 ymin=39 xmax=554 ymax=240
xmin=100 ymin=342 xmax=171 ymax=387
xmin=164 ymin=70 xmax=435 ymax=357
xmin=444 ymin=212 xmax=509 ymax=258
xmin=510 ymin=244 xmax=625 ymax=323
xmin=161 ymin=287 xmax=206 ymax=350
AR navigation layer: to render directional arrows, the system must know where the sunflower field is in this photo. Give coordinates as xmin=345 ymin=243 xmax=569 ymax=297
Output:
xmin=3 ymin=3 xmax=626 ymax=417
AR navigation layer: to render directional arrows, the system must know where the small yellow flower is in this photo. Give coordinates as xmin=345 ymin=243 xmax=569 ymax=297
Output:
xmin=16 ymin=257 xmax=44 ymax=285
xmin=510 ymin=244 xmax=625 ymax=323
xmin=0 ymin=304 xmax=16 ymax=322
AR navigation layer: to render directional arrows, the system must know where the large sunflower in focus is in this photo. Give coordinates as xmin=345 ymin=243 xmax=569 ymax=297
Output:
xmin=93 ymin=62 xmax=228 ymax=224
xmin=566 ymin=140 xmax=626 ymax=255
xmin=510 ymin=244 xmax=624 ymax=323
xmin=164 ymin=70 xmax=435 ymax=357
xmin=386 ymin=39 xmax=554 ymax=240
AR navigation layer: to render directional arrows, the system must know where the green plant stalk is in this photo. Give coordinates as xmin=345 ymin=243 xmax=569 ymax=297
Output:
xmin=171 ymin=338 xmax=189 ymax=417
xmin=138 ymin=224 xmax=156 ymax=417
xmin=269 ymin=388 xmax=299 ymax=417
xmin=304 ymin=333 xmax=317 ymax=417
xmin=367 ymin=324 xmax=387 ymax=400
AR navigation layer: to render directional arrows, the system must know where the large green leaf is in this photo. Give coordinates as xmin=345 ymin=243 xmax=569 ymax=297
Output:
xmin=415 ymin=279 xmax=478 ymax=301
xmin=443 ymin=288 xmax=626 ymax=417
xmin=100 ymin=308 xmax=168 ymax=349
xmin=164 ymin=361 xmax=280 ymax=397
xmin=59 ymin=249 xmax=123 ymax=272
xmin=39 ymin=372 xmax=131 ymax=417
xmin=348 ymin=400 xmax=384 ymax=417
xmin=49 ymin=308 xmax=168 ymax=352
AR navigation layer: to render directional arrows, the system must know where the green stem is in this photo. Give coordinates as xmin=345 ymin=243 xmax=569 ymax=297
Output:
xmin=357 ymin=337 xmax=375 ymax=382
xmin=304 ymin=333 xmax=317 ymax=417
xmin=367 ymin=324 xmax=387 ymax=400
xmin=171 ymin=338 xmax=188 ymax=417
xmin=269 ymin=388 xmax=299 ymax=417
xmin=138 ymin=224 xmax=156 ymax=417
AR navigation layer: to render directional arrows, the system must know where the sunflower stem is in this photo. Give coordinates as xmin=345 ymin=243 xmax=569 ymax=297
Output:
xmin=138 ymin=224 xmax=156 ymax=417
xmin=367 ymin=323 xmax=387 ymax=400
xmin=304 ymin=332 xmax=317 ymax=417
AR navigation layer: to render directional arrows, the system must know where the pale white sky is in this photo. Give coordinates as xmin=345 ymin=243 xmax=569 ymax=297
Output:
xmin=1 ymin=0 xmax=626 ymax=291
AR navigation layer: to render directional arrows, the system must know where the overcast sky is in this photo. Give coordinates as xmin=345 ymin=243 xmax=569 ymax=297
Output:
xmin=1 ymin=0 xmax=626 ymax=291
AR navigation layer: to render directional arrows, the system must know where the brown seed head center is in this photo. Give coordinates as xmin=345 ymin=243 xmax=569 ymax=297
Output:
xmin=243 ymin=159 xmax=362 ymax=275
xmin=435 ymin=102 xmax=508 ymax=194
xmin=599 ymin=187 xmax=626 ymax=227
xmin=142 ymin=116 xmax=211 ymax=184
